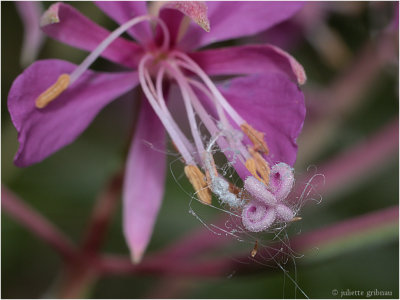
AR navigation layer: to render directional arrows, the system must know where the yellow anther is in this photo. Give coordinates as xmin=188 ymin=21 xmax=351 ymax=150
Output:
xmin=35 ymin=74 xmax=70 ymax=109
xmin=245 ymin=149 xmax=270 ymax=186
xmin=240 ymin=123 xmax=269 ymax=154
xmin=184 ymin=165 xmax=212 ymax=205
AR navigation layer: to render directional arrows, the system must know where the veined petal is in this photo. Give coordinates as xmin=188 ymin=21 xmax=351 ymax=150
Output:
xmin=123 ymin=100 xmax=166 ymax=264
xmin=178 ymin=2 xmax=303 ymax=50
xmin=8 ymin=59 xmax=138 ymax=167
xmin=94 ymin=1 xmax=152 ymax=46
xmin=41 ymin=2 xmax=143 ymax=69
xmin=219 ymin=73 xmax=306 ymax=167
xmin=190 ymin=44 xmax=306 ymax=85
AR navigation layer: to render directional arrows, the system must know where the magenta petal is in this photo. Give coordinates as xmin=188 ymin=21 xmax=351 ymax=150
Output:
xmin=8 ymin=59 xmax=138 ymax=167
xmin=123 ymin=101 xmax=166 ymax=263
xmin=41 ymin=2 xmax=143 ymax=69
xmin=179 ymin=2 xmax=303 ymax=50
xmin=190 ymin=44 xmax=306 ymax=85
xmin=242 ymin=201 xmax=276 ymax=232
xmin=219 ymin=73 xmax=306 ymax=167
xmin=94 ymin=1 xmax=152 ymax=45
xmin=159 ymin=2 xmax=210 ymax=46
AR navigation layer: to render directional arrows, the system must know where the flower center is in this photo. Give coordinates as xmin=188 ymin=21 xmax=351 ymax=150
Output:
xmin=34 ymin=12 xmax=277 ymax=215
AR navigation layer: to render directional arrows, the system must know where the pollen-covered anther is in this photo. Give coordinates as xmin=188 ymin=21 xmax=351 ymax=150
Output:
xmin=240 ymin=123 xmax=269 ymax=154
xmin=245 ymin=149 xmax=270 ymax=186
xmin=184 ymin=165 xmax=212 ymax=205
xmin=35 ymin=74 xmax=70 ymax=109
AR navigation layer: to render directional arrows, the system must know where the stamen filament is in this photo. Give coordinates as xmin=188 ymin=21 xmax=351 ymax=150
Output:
xmin=186 ymin=79 xmax=250 ymax=165
xmin=139 ymin=54 xmax=195 ymax=165
xmin=172 ymin=51 xmax=245 ymax=126
xmin=70 ymin=15 xmax=170 ymax=84
xmin=165 ymin=62 xmax=205 ymax=164
xmin=187 ymin=78 xmax=229 ymax=129
xmin=152 ymin=66 xmax=196 ymax=156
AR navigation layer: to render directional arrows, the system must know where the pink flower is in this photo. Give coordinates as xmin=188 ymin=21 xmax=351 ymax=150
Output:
xmin=7 ymin=1 xmax=306 ymax=262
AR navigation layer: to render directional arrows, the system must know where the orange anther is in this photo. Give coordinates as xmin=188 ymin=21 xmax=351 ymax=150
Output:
xmin=35 ymin=74 xmax=70 ymax=109
xmin=184 ymin=165 xmax=212 ymax=205
xmin=240 ymin=123 xmax=269 ymax=154
xmin=245 ymin=149 xmax=270 ymax=186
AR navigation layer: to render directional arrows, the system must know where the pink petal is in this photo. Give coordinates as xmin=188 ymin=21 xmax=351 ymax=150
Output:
xmin=219 ymin=73 xmax=306 ymax=167
xmin=123 ymin=101 xmax=166 ymax=263
xmin=158 ymin=1 xmax=210 ymax=47
xmin=41 ymin=2 xmax=144 ymax=69
xmin=242 ymin=201 xmax=276 ymax=232
xmin=15 ymin=1 xmax=45 ymax=67
xmin=269 ymin=163 xmax=295 ymax=201
xmin=94 ymin=1 xmax=152 ymax=46
xmin=190 ymin=44 xmax=306 ymax=85
xmin=8 ymin=59 xmax=138 ymax=167
xmin=244 ymin=176 xmax=276 ymax=206
xmin=178 ymin=2 xmax=303 ymax=50
xmin=163 ymin=2 xmax=210 ymax=32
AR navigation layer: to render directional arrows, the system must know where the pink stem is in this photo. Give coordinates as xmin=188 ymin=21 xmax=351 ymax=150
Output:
xmin=295 ymin=118 xmax=398 ymax=199
xmin=96 ymin=205 xmax=398 ymax=276
xmin=291 ymin=205 xmax=398 ymax=251
xmin=81 ymin=172 xmax=123 ymax=254
xmin=2 ymin=185 xmax=78 ymax=261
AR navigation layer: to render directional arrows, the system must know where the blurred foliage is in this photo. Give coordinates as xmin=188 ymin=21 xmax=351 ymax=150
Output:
xmin=2 ymin=1 xmax=399 ymax=298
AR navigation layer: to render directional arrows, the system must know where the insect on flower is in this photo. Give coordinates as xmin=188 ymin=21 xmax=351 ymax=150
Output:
xmin=8 ymin=1 xmax=306 ymax=262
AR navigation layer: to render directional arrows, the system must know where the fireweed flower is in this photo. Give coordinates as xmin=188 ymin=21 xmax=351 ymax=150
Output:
xmin=8 ymin=2 xmax=306 ymax=262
